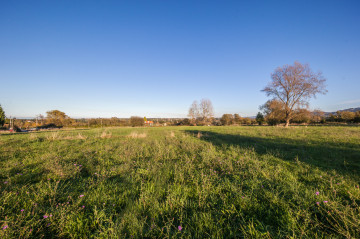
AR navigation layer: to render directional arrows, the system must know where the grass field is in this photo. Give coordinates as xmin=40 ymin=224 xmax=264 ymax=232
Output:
xmin=0 ymin=126 xmax=360 ymax=238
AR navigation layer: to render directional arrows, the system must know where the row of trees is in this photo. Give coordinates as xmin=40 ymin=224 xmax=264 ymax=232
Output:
xmin=328 ymin=111 xmax=360 ymax=123
xmin=0 ymin=110 xmax=186 ymax=129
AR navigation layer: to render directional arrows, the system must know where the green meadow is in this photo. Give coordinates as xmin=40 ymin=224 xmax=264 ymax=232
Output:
xmin=0 ymin=126 xmax=359 ymax=238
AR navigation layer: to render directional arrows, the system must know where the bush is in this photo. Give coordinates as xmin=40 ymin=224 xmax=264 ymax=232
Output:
xmin=130 ymin=116 xmax=144 ymax=127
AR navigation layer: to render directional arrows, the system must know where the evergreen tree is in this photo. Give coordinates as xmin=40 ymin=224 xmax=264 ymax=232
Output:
xmin=0 ymin=105 xmax=5 ymax=126
xmin=256 ymin=112 xmax=265 ymax=125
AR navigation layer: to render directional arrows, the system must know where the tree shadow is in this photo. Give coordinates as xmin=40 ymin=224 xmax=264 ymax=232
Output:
xmin=185 ymin=130 xmax=360 ymax=179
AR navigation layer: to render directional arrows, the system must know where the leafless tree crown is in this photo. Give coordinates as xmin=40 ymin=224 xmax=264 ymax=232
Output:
xmin=262 ymin=61 xmax=327 ymax=126
xmin=188 ymin=100 xmax=199 ymax=120
xmin=199 ymin=99 xmax=214 ymax=120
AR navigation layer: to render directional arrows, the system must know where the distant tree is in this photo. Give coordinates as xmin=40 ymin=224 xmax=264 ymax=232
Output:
xmin=340 ymin=111 xmax=355 ymax=123
xmin=311 ymin=110 xmax=325 ymax=123
xmin=188 ymin=101 xmax=199 ymax=124
xmin=220 ymin=114 xmax=234 ymax=126
xmin=242 ymin=118 xmax=252 ymax=125
xmin=255 ymin=112 xmax=265 ymax=125
xmin=199 ymin=99 xmax=214 ymax=124
xmin=130 ymin=116 xmax=144 ymax=127
xmin=144 ymin=116 xmax=147 ymax=122
xmin=178 ymin=118 xmax=191 ymax=126
xmin=260 ymin=99 xmax=285 ymax=125
xmin=0 ymin=104 xmax=5 ymax=126
xmin=36 ymin=114 xmax=45 ymax=126
xmin=234 ymin=114 xmax=242 ymax=124
xmin=354 ymin=111 xmax=360 ymax=123
xmin=262 ymin=61 xmax=327 ymax=127
xmin=292 ymin=108 xmax=311 ymax=124
xmin=328 ymin=113 xmax=337 ymax=122
xmin=46 ymin=110 xmax=70 ymax=126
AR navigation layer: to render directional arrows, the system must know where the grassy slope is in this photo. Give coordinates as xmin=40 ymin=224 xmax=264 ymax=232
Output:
xmin=0 ymin=126 xmax=359 ymax=238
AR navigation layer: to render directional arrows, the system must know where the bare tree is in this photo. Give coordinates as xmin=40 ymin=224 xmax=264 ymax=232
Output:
xmin=188 ymin=100 xmax=199 ymax=123
xmin=199 ymin=99 xmax=214 ymax=124
xmin=262 ymin=61 xmax=327 ymax=127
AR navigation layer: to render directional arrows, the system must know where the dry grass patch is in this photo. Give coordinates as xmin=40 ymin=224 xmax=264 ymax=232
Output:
xmin=100 ymin=131 xmax=112 ymax=139
xmin=128 ymin=132 xmax=147 ymax=138
xmin=46 ymin=132 xmax=60 ymax=141
xmin=63 ymin=133 xmax=87 ymax=140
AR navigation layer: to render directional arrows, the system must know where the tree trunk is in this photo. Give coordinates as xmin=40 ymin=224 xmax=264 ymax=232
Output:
xmin=285 ymin=110 xmax=291 ymax=127
xmin=285 ymin=118 xmax=290 ymax=127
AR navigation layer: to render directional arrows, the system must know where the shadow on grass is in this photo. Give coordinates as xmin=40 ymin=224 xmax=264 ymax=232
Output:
xmin=185 ymin=130 xmax=360 ymax=178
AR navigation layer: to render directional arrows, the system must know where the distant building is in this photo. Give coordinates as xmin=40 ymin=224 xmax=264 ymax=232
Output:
xmin=144 ymin=121 xmax=153 ymax=126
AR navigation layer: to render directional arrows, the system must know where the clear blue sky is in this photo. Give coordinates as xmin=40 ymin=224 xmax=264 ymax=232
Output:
xmin=1 ymin=0 xmax=359 ymax=118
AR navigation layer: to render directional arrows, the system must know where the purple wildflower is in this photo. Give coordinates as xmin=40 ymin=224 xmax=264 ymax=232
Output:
xmin=4 ymin=181 xmax=8 ymax=184
xmin=43 ymin=215 xmax=48 ymax=219
xmin=315 ymin=192 xmax=319 ymax=195
xmin=79 ymin=195 xmax=84 ymax=198
xmin=21 ymin=209 xmax=24 ymax=212
xmin=82 ymin=205 xmax=85 ymax=208
xmin=323 ymin=201 xmax=328 ymax=203
xmin=316 ymin=202 xmax=320 ymax=205
xmin=178 ymin=225 xmax=182 ymax=231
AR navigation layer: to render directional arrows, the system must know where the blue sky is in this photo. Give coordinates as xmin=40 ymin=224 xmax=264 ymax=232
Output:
xmin=1 ymin=0 xmax=359 ymax=118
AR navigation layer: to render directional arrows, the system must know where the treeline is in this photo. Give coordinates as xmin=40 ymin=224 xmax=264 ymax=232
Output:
xmin=1 ymin=110 xmax=185 ymax=129
xmin=1 ymin=106 xmax=360 ymax=131
xmin=327 ymin=111 xmax=360 ymax=123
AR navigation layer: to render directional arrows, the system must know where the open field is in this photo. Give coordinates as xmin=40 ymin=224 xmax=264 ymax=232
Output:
xmin=0 ymin=126 xmax=360 ymax=238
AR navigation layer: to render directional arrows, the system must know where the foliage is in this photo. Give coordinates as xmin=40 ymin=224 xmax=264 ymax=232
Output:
xmin=220 ymin=114 xmax=234 ymax=125
xmin=260 ymin=99 xmax=285 ymax=125
xmin=0 ymin=126 xmax=359 ymax=238
xmin=255 ymin=112 xmax=264 ymax=125
xmin=0 ymin=104 xmax=5 ymax=126
xmin=234 ymin=114 xmax=242 ymax=124
xmin=46 ymin=110 xmax=71 ymax=126
xmin=291 ymin=108 xmax=311 ymax=124
xmin=326 ymin=111 xmax=360 ymax=123
xmin=262 ymin=61 xmax=327 ymax=127
xmin=130 ymin=116 xmax=144 ymax=127
xmin=311 ymin=110 xmax=325 ymax=123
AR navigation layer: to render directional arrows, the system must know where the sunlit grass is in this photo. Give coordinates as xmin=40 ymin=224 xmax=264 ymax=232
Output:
xmin=0 ymin=126 xmax=359 ymax=238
